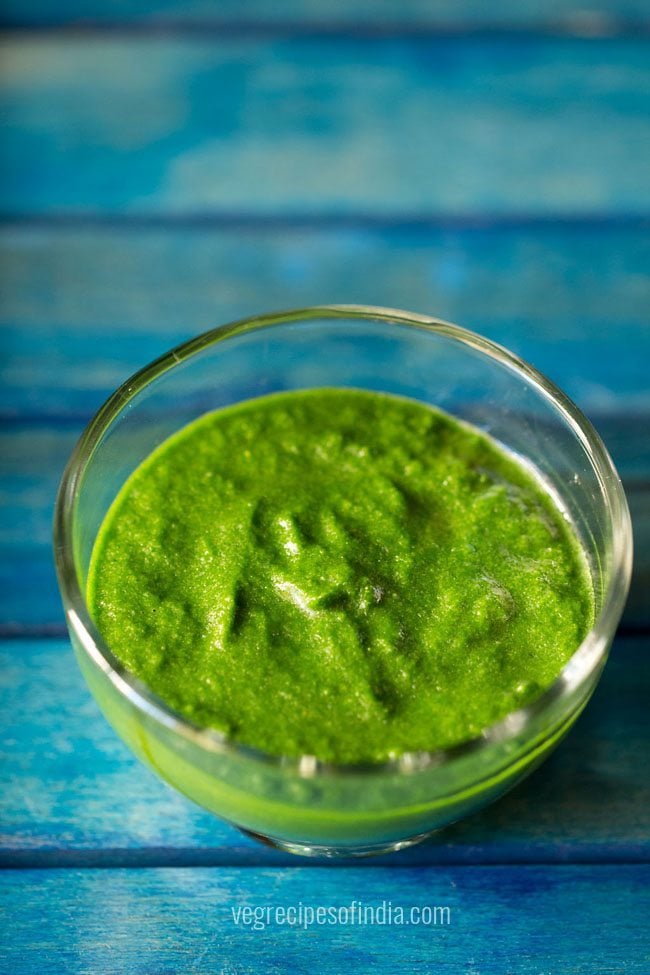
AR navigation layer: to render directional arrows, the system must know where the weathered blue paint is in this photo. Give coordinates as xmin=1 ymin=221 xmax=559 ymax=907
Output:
xmin=1 ymin=638 xmax=647 ymax=864
xmin=2 ymin=865 xmax=649 ymax=974
xmin=1 ymin=11 xmax=648 ymax=970
xmin=3 ymin=0 xmax=650 ymax=29
xmin=1 ymin=222 xmax=649 ymax=627
xmin=1 ymin=37 xmax=649 ymax=216
xmin=0 ymin=419 xmax=648 ymax=631
xmin=1 ymin=224 xmax=649 ymax=416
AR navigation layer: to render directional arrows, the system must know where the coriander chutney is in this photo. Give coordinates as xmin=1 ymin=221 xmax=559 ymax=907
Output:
xmin=87 ymin=388 xmax=594 ymax=764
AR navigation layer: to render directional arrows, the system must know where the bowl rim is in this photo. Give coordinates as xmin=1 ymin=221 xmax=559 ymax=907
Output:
xmin=53 ymin=304 xmax=633 ymax=778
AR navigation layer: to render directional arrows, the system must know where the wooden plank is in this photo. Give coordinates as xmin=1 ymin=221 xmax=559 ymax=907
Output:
xmin=2 ymin=0 xmax=649 ymax=30
xmin=1 ymin=637 xmax=648 ymax=864
xmin=2 ymin=224 xmax=647 ymax=628
xmin=1 ymin=423 xmax=648 ymax=630
xmin=1 ymin=36 xmax=649 ymax=216
xmin=0 ymin=426 xmax=76 ymax=631
xmin=2 ymin=865 xmax=649 ymax=974
xmin=1 ymin=223 xmax=649 ymax=417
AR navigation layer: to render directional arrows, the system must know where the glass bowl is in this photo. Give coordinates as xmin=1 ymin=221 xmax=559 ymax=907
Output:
xmin=54 ymin=305 xmax=632 ymax=858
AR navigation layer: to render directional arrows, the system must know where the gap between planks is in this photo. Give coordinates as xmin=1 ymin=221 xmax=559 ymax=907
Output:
xmin=2 ymin=20 xmax=650 ymax=40
xmin=1 ymin=213 xmax=649 ymax=231
xmin=2 ymin=849 xmax=650 ymax=870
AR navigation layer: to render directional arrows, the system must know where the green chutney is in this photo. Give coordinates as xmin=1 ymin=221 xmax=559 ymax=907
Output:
xmin=87 ymin=388 xmax=594 ymax=764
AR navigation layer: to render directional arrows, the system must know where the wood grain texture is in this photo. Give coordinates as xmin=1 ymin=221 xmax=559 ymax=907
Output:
xmin=1 ymin=9 xmax=647 ymax=970
xmin=2 ymin=0 xmax=649 ymax=29
xmin=2 ymin=865 xmax=649 ymax=974
xmin=2 ymin=222 xmax=647 ymax=627
xmin=1 ymin=637 xmax=648 ymax=864
xmin=2 ymin=223 xmax=649 ymax=416
xmin=1 ymin=36 xmax=649 ymax=216
xmin=1 ymin=424 xmax=648 ymax=630
xmin=0 ymin=427 xmax=76 ymax=630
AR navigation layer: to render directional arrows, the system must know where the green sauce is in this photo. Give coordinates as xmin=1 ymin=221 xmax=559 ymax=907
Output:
xmin=88 ymin=388 xmax=594 ymax=764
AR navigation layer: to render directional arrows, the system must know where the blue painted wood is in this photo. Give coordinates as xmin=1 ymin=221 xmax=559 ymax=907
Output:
xmin=1 ymin=412 xmax=649 ymax=631
xmin=2 ymin=223 xmax=648 ymax=627
xmin=1 ymin=37 xmax=649 ymax=216
xmin=0 ymin=425 xmax=75 ymax=631
xmin=0 ymin=12 xmax=646 ymax=970
xmin=2 ymin=865 xmax=649 ymax=973
xmin=2 ymin=0 xmax=649 ymax=29
xmin=2 ymin=434 xmax=649 ymax=631
xmin=1 ymin=223 xmax=649 ymax=417
xmin=1 ymin=637 xmax=647 ymax=863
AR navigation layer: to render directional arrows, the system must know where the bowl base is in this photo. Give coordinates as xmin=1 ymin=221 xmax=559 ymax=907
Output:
xmin=238 ymin=827 xmax=437 ymax=858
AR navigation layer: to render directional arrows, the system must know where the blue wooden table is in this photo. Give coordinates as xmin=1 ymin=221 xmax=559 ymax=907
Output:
xmin=1 ymin=3 xmax=649 ymax=971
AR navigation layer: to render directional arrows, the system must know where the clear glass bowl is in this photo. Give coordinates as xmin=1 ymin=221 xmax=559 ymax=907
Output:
xmin=54 ymin=306 xmax=632 ymax=858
